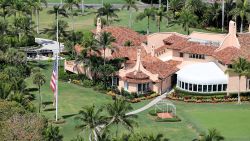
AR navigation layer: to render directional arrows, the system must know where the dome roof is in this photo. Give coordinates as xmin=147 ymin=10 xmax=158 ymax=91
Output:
xmin=126 ymin=71 xmax=149 ymax=80
xmin=176 ymin=62 xmax=228 ymax=84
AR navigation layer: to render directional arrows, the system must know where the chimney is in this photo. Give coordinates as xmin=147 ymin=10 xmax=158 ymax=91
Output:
xmin=229 ymin=20 xmax=236 ymax=35
xmin=135 ymin=49 xmax=142 ymax=72
xmin=95 ymin=17 xmax=102 ymax=39
xmin=151 ymin=46 xmax=155 ymax=57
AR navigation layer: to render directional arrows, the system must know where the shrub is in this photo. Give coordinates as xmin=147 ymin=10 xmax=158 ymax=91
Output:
xmin=148 ymin=109 xmax=173 ymax=116
xmin=82 ymin=79 xmax=93 ymax=88
xmin=121 ymin=88 xmax=131 ymax=97
xmin=155 ymin=116 xmax=181 ymax=122
xmin=107 ymin=91 xmax=116 ymax=97
xmin=111 ymin=86 xmax=120 ymax=95
xmin=72 ymin=80 xmax=81 ymax=85
xmin=94 ymin=82 xmax=106 ymax=92
xmin=175 ymin=88 xmax=226 ymax=96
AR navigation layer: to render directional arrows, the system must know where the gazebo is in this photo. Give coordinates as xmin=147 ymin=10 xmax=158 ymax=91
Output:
xmin=154 ymin=99 xmax=176 ymax=119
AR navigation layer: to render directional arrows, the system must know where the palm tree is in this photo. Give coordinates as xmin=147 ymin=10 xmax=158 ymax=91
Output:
xmin=48 ymin=5 xmax=68 ymax=20
xmin=169 ymin=0 xmax=184 ymax=18
xmin=0 ymin=0 xmax=11 ymax=21
xmin=44 ymin=125 xmax=63 ymax=141
xmin=122 ymin=0 xmax=138 ymax=28
xmin=194 ymin=128 xmax=224 ymax=141
xmin=32 ymin=72 xmax=46 ymax=113
xmin=178 ymin=9 xmax=198 ymax=35
xmin=225 ymin=0 xmax=234 ymax=27
xmin=225 ymin=57 xmax=250 ymax=104
xmin=156 ymin=5 xmax=172 ymax=32
xmin=106 ymin=98 xmax=137 ymax=138
xmin=63 ymin=0 xmax=80 ymax=30
xmin=185 ymin=0 xmax=205 ymax=20
xmin=230 ymin=0 xmax=250 ymax=33
xmin=203 ymin=2 xmax=221 ymax=28
xmin=43 ymin=20 xmax=69 ymax=41
xmin=136 ymin=7 xmax=156 ymax=34
xmin=75 ymin=105 xmax=106 ymax=141
xmin=141 ymin=133 xmax=169 ymax=141
xmin=26 ymin=0 xmax=48 ymax=34
xmin=97 ymin=3 xmax=119 ymax=25
xmin=80 ymin=32 xmax=100 ymax=56
xmin=65 ymin=31 xmax=83 ymax=59
xmin=47 ymin=5 xmax=68 ymax=42
xmin=98 ymin=31 xmax=116 ymax=65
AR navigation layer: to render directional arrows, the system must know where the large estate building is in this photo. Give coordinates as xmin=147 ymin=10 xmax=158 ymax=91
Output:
xmin=65 ymin=19 xmax=250 ymax=95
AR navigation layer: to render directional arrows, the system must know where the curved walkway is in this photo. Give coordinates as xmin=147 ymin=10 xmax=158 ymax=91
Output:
xmin=126 ymin=90 xmax=173 ymax=116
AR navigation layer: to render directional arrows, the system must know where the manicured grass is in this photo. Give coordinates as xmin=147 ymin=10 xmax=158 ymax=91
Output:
xmin=36 ymin=8 xmax=210 ymax=39
xmin=47 ymin=0 xmax=125 ymax=4
xmin=174 ymin=101 xmax=250 ymax=141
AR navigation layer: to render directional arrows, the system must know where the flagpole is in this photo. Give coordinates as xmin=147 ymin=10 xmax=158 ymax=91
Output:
xmin=56 ymin=8 xmax=59 ymax=121
xmin=56 ymin=53 xmax=59 ymax=121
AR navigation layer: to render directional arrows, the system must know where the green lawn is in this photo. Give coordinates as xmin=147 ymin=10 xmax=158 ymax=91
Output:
xmin=26 ymin=62 xmax=250 ymax=141
xmin=176 ymin=102 xmax=250 ymax=141
xmin=36 ymin=8 xmax=210 ymax=39
xmin=47 ymin=0 xmax=125 ymax=4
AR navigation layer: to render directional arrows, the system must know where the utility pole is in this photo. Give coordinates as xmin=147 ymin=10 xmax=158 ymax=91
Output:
xmin=222 ymin=0 xmax=225 ymax=32
xmin=81 ymin=0 xmax=85 ymax=14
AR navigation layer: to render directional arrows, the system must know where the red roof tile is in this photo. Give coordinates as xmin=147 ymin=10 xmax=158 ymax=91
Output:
xmin=180 ymin=43 xmax=216 ymax=56
xmin=93 ymin=26 xmax=146 ymax=46
xmin=163 ymin=34 xmax=187 ymax=45
xmin=213 ymin=47 xmax=242 ymax=64
xmin=126 ymin=71 xmax=149 ymax=79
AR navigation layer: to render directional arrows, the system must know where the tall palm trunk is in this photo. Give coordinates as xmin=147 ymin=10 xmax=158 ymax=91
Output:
xmin=116 ymin=123 xmax=119 ymax=138
xmin=39 ymin=85 xmax=41 ymax=113
xmin=36 ymin=8 xmax=40 ymax=34
xmin=147 ymin=16 xmax=150 ymax=34
xmin=3 ymin=7 xmax=6 ymax=21
xmin=129 ymin=8 xmax=132 ymax=28
xmin=157 ymin=16 xmax=161 ymax=32
xmin=103 ymin=47 xmax=106 ymax=65
xmin=107 ymin=15 xmax=109 ymax=25
xmin=222 ymin=0 xmax=224 ymax=32
xmin=72 ymin=11 xmax=74 ymax=30
xmin=238 ymin=76 xmax=241 ymax=104
xmin=81 ymin=0 xmax=85 ymax=14
xmin=240 ymin=18 xmax=244 ymax=33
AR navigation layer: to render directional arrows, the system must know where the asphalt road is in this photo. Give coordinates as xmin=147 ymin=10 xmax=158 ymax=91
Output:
xmin=46 ymin=3 xmax=156 ymax=9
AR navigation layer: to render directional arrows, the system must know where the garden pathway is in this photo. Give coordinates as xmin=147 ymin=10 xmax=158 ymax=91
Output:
xmin=126 ymin=90 xmax=173 ymax=115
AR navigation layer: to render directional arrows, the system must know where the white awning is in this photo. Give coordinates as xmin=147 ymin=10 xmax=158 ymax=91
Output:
xmin=176 ymin=62 xmax=228 ymax=85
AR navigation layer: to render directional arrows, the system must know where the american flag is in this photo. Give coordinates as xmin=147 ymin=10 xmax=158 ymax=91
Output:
xmin=50 ymin=60 xmax=58 ymax=97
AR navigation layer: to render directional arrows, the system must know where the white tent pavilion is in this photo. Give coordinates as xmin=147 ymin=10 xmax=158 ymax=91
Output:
xmin=176 ymin=62 xmax=228 ymax=93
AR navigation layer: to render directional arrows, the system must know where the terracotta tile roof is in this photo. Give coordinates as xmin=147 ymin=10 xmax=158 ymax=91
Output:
xmin=112 ymin=46 xmax=148 ymax=61
xmin=163 ymin=34 xmax=187 ymax=45
xmin=213 ymin=47 xmax=242 ymax=64
xmin=143 ymin=60 xmax=181 ymax=78
xmin=114 ymin=46 xmax=180 ymax=79
xmin=74 ymin=44 xmax=83 ymax=54
xmin=212 ymin=33 xmax=250 ymax=64
xmin=155 ymin=35 xmax=188 ymax=53
xmin=122 ymin=77 xmax=151 ymax=83
xmin=180 ymin=43 xmax=216 ymax=56
xmin=126 ymin=71 xmax=149 ymax=79
xmin=93 ymin=26 xmax=146 ymax=46
xmin=238 ymin=33 xmax=250 ymax=57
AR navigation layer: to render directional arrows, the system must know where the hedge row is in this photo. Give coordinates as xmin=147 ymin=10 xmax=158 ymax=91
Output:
xmin=155 ymin=117 xmax=181 ymax=122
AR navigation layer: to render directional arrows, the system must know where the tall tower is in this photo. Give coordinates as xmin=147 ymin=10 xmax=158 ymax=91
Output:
xmin=95 ymin=17 xmax=102 ymax=40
